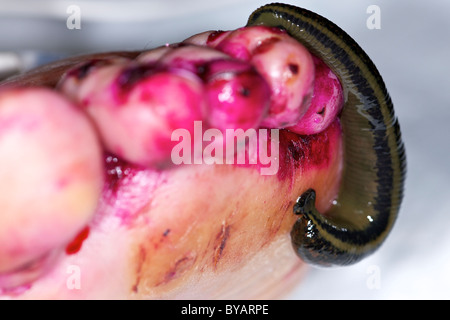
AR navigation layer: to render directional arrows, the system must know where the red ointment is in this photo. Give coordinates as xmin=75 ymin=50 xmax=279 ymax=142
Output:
xmin=65 ymin=226 xmax=90 ymax=255
xmin=277 ymin=119 xmax=341 ymax=181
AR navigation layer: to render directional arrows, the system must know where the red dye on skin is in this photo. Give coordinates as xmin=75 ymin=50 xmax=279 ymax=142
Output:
xmin=276 ymin=119 xmax=341 ymax=181
xmin=252 ymin=37 xmax=281 ymax=55
xmin=65 ymin=226 xmax=90 ymax=255
xmin=104 ymin=152 xmax=136 ymax=193
xmin=232 ymin=119 xmax=340 ymax=179
xmin=113 ymin=64 xmax=159 ymax=103
xmin=207 ymin=30 xmax=226 ymax=44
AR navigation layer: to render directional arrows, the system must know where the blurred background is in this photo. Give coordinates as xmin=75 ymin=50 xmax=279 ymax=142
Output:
xmin=1 ymin=0 xmax=449 ymax=299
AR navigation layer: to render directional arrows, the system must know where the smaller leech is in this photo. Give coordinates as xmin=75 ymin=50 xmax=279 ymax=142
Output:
xmin=247 ymin=3 xmax=406 ymax=266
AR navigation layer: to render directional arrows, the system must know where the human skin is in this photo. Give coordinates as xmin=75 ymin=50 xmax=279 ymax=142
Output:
xmin=0 ymin=27 xmax=344 ymax=299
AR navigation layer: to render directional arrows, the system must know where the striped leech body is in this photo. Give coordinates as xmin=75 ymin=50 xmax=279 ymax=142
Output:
xmin=247 ymin=3 xmax=406 ymax=266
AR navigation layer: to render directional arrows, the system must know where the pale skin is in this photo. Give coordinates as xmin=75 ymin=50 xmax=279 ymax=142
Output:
xmin=0 ymin=27 xmax=344 ymax=299
xmin=0 ymin=88 xmax=103 ymax=291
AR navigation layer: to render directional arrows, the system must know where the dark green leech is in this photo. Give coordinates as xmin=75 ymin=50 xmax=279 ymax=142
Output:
xmin=247 ymin=3 xmax=406 ymax=266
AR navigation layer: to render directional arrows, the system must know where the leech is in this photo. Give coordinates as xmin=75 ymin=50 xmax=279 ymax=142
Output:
xmin=247 ymin=3 xmax=406 ymax=266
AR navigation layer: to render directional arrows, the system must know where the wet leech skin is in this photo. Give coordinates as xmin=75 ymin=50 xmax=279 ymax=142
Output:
xmin=247 ymin=3 xmax=406 ymax=266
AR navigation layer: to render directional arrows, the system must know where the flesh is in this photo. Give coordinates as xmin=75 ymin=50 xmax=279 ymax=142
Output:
xmin=0 ymin=27 xmax=344 ymax=299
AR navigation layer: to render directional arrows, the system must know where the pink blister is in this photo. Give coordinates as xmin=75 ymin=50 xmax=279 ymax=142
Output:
xmin=213 ymin=26 xmax=315 ymax=128
xmin=204 ymin=59 xmax=270 ymax=131
xmin=288 ymin=55 xmax=344 ymax=135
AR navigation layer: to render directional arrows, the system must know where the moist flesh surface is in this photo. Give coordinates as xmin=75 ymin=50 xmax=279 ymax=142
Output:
xmin=0 ymin=26 xmax=344 ymax=299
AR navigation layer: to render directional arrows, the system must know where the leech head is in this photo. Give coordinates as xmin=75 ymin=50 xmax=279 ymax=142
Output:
xmin=293 ymin=188 xmax=316 ymax=216
xmin=291 ymin=189 xmax=333 ymax=267
xmin=291 ymin=189 xmax=349 ymax=268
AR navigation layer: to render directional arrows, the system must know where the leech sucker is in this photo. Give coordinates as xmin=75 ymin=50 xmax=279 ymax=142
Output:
xmin=247 ymin=3 xmax=406 ymax=266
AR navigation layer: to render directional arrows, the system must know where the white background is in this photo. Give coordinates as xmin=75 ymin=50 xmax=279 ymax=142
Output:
xmin=1 ymin=0 xmax=449 ymax=299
